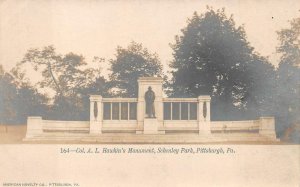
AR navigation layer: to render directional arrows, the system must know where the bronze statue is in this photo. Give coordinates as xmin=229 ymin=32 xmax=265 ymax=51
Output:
xmin=145 ymin=86 xmax=156 ymax=118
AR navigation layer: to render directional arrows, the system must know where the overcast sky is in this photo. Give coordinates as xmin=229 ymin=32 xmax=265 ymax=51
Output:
xmin=1 ymin=0 xmax=300 ymax=75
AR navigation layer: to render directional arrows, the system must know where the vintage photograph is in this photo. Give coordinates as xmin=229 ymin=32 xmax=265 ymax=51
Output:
xmin=1 ymin=0 xmax=299 ymax=144
xmin=0 ymin=0 xmax=299 ymax=186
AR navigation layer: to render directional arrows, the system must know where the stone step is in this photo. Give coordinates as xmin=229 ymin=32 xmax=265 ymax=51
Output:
xmin=35 ymin=132 xmax=264 ymax=137
xmin=24 ymin=133 xmax=279 ymax=143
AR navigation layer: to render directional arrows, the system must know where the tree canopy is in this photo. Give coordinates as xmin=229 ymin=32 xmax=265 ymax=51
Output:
xmin=109 ymin=41 xmax=163 ymax=97
xmin=277 ymin=18 xmax=300 ymax=66
xmin=18 ymin=46 xmax=109 ymax=120
xmin=275 ymin=18 xmax=300 ymax=142
xmin=20 ymin=46 xmax=98 ymax=98
xmin=169 ymin=7 xmax=276 ymax=120
xmin=0 ymin=64 xmax=48 ymax=124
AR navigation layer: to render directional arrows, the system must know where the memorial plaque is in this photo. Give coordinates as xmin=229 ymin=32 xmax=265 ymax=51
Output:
xmin=181 ymin=102 xmax=189 ymax=120
xmin=103 ymin=102 xmax=111 ymax=120
xmin=172 ymin=103 xmax=180 ymax=120
xmin=163 ymin=102 xmax=171 ymax=120
xmin=121 ymin=102 xmax=128 ymax=120
xmin=190 ymin=103 xmax=197 ymax=120
xmin=129 ymin=103 xmax=137 ymax=120
xmin=112 ymin=103 xmax=119 ymax=120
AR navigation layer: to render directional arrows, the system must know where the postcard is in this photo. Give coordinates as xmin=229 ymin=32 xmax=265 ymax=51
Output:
xmin=0 ymin=0 xmax=299 ymax=186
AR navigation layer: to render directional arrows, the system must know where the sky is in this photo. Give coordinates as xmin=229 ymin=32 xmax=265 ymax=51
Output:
xmin=0 ymin=0 xmax=300 ymax=76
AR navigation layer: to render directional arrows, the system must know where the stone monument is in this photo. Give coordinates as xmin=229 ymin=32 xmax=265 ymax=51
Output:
xmin=24 ymin=76 xmax=279 ymax=143
xmin=137 ymin=77 xmax=163 ymax=134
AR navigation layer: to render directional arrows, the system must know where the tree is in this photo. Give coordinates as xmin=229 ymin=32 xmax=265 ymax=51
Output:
xmin=169 ymin=7 xmax=276 ymax=120
xmin=109 ymin=41 xmax=163 ymax=97
xmin=0 ymin=64 xmax=48 ymax=124
xmin=19 ymin=46 xmax=107 ymax=120
xmin=277 ymin=18 xmax=300 ymax=67
xmin=241 ymin=54 xmax=277 ymax=118
xmin=76 ymin=76 xmax=111 ymax=120
xmin=20 ymin=46 xmax=99 ymax=98
xmin=276 ymin=18 xmax=300 ymax=142
xmin=0 ymin=64 xmax=17 ymax=124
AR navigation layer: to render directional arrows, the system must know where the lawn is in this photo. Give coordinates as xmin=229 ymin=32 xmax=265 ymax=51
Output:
xmin=0 ymin=125 xmax=26 ymax=144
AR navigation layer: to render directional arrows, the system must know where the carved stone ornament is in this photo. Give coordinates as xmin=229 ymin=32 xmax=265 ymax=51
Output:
xmin=94 ymin=101 xmax=98 ymax=120
xmin=203 ymin=101 xmax=207 ymax=119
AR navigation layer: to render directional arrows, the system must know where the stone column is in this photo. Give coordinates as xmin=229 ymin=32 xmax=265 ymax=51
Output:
xmin=259 ymin=117 xmax=277 ymax=139
xmin=89 ymin=95 xmax=102 ymax=134
xmin=198 ymin=95 xmax=211 ymax=134
xmin=26 ymin=116 xmax=43 ymax=138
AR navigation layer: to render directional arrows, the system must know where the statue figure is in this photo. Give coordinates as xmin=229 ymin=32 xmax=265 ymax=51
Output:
xmin=145 ymin=86 xmax=156 ymax=118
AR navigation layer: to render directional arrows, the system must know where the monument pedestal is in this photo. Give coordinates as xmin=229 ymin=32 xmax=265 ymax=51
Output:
xmin=144 ymin=118 xmax=159 ymax=134
xmin=90 ymin=121 xmax=102 ymax=134
xmin=199 ymin=121 xmax=211 ymax=135
xmin=26 ymin=117 xmax=43 ymax=138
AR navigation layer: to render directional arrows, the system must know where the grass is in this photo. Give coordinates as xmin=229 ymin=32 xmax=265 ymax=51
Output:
xmin=0 ymin=124 xmax=27 ymax=144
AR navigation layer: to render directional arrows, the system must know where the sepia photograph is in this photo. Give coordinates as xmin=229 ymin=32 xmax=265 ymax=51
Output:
xmin=0 ymin=0 xmax=299 ymax=186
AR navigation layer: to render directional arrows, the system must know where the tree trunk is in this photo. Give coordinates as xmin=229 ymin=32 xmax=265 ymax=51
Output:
xmin=47 ymin=63 xmax=63 ymax=96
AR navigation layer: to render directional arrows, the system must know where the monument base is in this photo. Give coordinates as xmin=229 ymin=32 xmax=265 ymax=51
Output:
xmin=199 ymin=122 xmax=211 ymax=135
xmin=144 ymin=118 xmax=159 ymax=134
xmin=90 ymin=121 xmax=102 ymax=134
